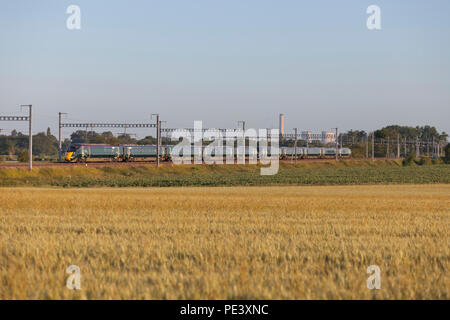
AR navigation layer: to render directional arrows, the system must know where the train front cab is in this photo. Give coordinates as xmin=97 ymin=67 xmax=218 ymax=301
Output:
xmin=65 ymin=144 xmax=81 ymax=162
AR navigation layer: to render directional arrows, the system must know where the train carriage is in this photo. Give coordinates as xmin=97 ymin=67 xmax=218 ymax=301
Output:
xmin=296 ymin=148 xmax=304 ymax=158
xmin=123 ymin=145 xmax=158 ymax=161
xmin=285 ymin=147 xmax=311 ymax=159
xmin=323 ymin=148 xmax=337 ymax=158
xmin=280 ymin=147 xmax=303 ymax=159
xmin=339 ymin=148 xmax=352 ymax=158
xmin=305 ymin=147 xmax=322 ymax=158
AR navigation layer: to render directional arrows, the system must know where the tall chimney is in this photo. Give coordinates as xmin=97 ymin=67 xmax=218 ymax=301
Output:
xmin=279 ymin=113 xmax=285 ymax=137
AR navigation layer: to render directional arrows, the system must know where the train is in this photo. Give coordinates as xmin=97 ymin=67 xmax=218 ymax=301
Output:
xmin=65 ymin=143 xmax=171 ymax=162
xmin=65 ymin=143 xmax=351 ymax=162
xmin=280 ymin=147 xmax=351 ymax=159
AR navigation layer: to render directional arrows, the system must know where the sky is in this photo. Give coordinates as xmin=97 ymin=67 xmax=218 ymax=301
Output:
xmin=1 ymin=0 xmax=449 ymax=139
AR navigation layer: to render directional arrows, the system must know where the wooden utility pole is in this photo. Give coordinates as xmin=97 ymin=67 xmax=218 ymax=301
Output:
xmin=397 ymin=134 xmax=400 ymax=159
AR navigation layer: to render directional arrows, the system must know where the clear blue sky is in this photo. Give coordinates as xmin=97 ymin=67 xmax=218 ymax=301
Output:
xmin=1 ymin=0 xmax=449 ymax=138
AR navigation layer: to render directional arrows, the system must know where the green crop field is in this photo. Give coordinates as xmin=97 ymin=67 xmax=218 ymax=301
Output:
xmin=0 ymin=161 xmax=449 ymax=187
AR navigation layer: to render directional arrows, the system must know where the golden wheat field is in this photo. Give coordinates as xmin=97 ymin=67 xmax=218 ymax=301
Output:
xmin=0 ymin=185 xmax=449 ymax=299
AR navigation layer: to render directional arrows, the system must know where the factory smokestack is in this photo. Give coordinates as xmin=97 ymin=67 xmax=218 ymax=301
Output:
xmin=279 ymin=113 xmax=285 ymax=137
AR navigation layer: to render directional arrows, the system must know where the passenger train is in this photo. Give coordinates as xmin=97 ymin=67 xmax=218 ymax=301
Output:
xmin=65 ymin=143 xmax=351 ymax=162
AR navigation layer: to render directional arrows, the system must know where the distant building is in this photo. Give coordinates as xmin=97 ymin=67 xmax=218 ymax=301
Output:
xmin=301 ymin=131 xmax=336 ymax=144
xmin=321 ymin=131 xmax=336 ymax=144
xmin=279 ymin=114 xmax=285 ymax=137
xmin=301 ymin=131 xmax=313 ymax=143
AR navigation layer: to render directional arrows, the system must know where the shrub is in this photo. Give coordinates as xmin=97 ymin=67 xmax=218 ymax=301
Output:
xmin=17 ymin=150 xmax=29 ymax=162
xmin=431 ymin=158 xmax=443 ymax=165
xmin=402 ymin=154 xmax=416 ymax=167
xmin=444 ymin=144 xmax=450 ymax=164
xmin=416 ymin=157 xmax=432 ymax=166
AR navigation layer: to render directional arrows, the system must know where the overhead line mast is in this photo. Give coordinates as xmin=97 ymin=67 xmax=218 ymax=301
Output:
xmin=1 ymin=106 xmax=32 ymax=171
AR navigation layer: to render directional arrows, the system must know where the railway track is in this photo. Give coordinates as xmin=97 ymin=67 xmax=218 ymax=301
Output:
xmin=0 ymin=158 xmax=397 ymax=169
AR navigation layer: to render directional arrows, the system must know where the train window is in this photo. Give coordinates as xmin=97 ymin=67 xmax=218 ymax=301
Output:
xmin=67 ymin=144 xmax=80 ymax=152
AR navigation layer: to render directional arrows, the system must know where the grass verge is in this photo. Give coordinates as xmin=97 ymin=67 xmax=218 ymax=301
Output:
xmin=0 ymin=160 xmax=449 ymax=187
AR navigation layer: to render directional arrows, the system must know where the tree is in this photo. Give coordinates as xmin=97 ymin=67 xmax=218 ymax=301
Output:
xmin=374 ymin=125 xmax=444 ymax=141
xmin=444 ymin=144 xmax=450 ymax=164
xmin=117 ymin=134 xmax=138 ymax=145
xmin=33 ymin=132 xmax=58 ymax=156
xmin=47 ymin=127 xmax=51 ymax=136
xmin=62 ymin=138 xmax=72 ymax=153
xmin=70 ymin=130 xmax=90 ymax=143
xmin=137 ymin=136 xmax=158 ymax=145
xmin=0 ymin=137 xmax=16 ymax=155
xmin=18 ymin=150 xmax=29 ymax=162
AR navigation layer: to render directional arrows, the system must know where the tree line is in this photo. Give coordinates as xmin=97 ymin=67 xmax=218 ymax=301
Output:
xmin=0 ymin=128 xmax=173 ymax=161
xmin=0 ymin=125 xmax=449 ymax=162
xmin=335 ymin=126 xmax=448 ymax=159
